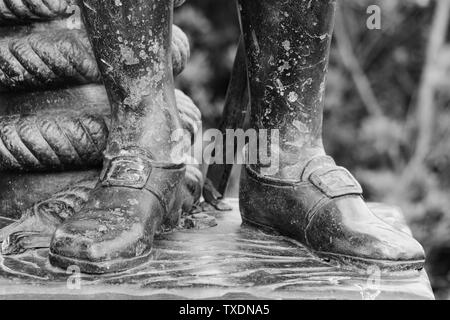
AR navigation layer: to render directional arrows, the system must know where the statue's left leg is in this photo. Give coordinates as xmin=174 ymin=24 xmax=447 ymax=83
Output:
xmin=237 ymin=0 xmax=425 ymax=270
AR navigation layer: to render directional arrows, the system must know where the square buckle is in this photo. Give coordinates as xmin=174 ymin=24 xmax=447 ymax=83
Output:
xmin=309 ymin=167 xmax=363 ymax=198
xmin=100 ymin=156 xmax=152 ymax=189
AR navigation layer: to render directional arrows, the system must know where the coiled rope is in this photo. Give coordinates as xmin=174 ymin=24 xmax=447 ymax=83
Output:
xmin=0 ymin=89 xmax=201 ymax=172
xmin=0 ymin=29 xmax=100 ymax=92
xmin=0 ymin=113 xmax=108 ymax=171
xmin=0 ymin=0 xmax=72 ymax=23
xmin=0 ymin=0 xmax=187 ymax=23
xmin=0 ymin=25 xmax=190 ymax=92
xmin=172 ymin=24 xmax=190 ymax=77
xmin=174 ymin=0 xmax=186 ymax=8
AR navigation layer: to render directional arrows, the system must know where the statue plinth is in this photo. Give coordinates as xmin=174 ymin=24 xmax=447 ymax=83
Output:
xmin=0 ymin=199 xmax=434 ymax=300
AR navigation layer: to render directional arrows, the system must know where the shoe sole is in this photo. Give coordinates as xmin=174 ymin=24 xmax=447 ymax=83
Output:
xmin=241 ymin=217 xmax=425 ymax=272
xmin=48 ymin=250 xmax=153 ymax=275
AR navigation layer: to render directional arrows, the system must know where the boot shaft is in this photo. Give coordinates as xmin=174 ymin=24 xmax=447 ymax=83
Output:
xmin=237 ymin=0 xmax=337 ymax=153
xmin=80 ymin=0 xmax=182 ymax=161
xmin=80 ymin=0 xmax=175 ymax=100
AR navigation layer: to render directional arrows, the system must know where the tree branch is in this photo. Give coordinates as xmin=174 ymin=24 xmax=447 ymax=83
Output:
xmin=408 ymin=0 xmax=450 ymax=169
xmin=334 ymin=5 xmax=384 ymax=118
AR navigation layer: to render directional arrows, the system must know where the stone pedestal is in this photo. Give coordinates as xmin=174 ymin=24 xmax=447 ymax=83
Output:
xmin=0 ymin=199 xmax=434 ymax=300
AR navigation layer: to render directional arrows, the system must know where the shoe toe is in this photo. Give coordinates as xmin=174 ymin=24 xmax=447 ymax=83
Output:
xmin=371 ymin=224 xmax=425 ymax=263
xmin=306 ymin=198 xmax=426 ymax=268
xmin=50 ymin=208 xmax=147 ymax=263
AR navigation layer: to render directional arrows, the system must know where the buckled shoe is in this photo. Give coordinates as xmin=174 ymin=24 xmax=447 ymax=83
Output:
xmin=49 ymin=148 xmax=185 ymax=274
xmin=240 ymin=156 xmax=426 ymax=271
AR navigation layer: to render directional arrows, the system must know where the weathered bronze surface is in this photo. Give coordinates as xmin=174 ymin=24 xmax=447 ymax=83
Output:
xmin=235 ymin=0 xmax=426 ymax=271
xmin=0 ymin=0 xmax=431 ymax=296
xmin=0 ymin=0 xmax=73 ymax=24
xmin=0 ymin=163 xmax=202 ymax=256
xmin=203 ymin=39 xmax=249 ymax=205
xmin=0 ymin=199 xmax=434 ymax=300
xmin=0 ymin=87 xmax=200 ymax=220
xmin=0 ymin=21 xmax=187 ymax=93
xmin=0 ymin=0 xmax=202 ymax=274
xmin=48 ymin=0 xmax=191 ymax=274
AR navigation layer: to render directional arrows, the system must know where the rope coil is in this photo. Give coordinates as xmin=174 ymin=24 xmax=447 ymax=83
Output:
xmin=0 ymin=29 xmax=100 ymax=92
xmin=174 ymin=0 xmax=186 ymax=8
xmin=0 ymin=89 xmax=201 ymax=172
xmin=172 ymin=24 xmax=190 ymax=76
xmin=0 ymin=26 xmax=190 ymax=92
xmin=0 ymin=113 xmax=108 ymax=171
xmin=0 ymin=0 xmax=72 ymax=23
xmin=0 ymin=0 xmax=186 ymax=23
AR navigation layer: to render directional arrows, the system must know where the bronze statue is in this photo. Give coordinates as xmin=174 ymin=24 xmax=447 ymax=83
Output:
xmin=0 ymin=0 xmax=425 ymax=275
xmin=235 ymin=0 xmax=425 ymax=270
xmin=0 ymin=0 xmax=202 ymax=271
xmin=48 ymin=0 xmax=195 ymax=273
xmin=207 ymin=0 xmax=426 ymax=271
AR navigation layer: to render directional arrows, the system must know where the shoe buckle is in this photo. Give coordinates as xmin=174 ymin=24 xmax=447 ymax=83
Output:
xmin=309 ymin=166 xmax=363 ymax=198
xmin=100 ymin=156 xmax=152 ymax=189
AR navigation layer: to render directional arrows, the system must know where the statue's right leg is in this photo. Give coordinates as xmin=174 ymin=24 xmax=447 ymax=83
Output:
xmin=237 ymin=0 xmax=425 ymax=270
xmin=49 ymin=0 xmax=185 ymax=274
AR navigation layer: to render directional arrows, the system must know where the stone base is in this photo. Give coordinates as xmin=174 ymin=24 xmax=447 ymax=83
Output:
xmin=0 ymin=199 xmax=434 ymax=300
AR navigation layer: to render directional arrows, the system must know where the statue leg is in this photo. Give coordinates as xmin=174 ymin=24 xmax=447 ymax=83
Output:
xmin=237 ymin=0 xmax=425 ymax=270
xmin=49 ymin=0 xmax=185 ymax=273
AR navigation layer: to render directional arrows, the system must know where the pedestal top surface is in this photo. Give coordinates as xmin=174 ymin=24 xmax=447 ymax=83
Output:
xmin=0 ymin=199 xmax=434 ymax=300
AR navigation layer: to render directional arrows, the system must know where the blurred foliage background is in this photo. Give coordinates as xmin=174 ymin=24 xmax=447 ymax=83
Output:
xmin=174 ymin=0 xmax=450 ymax=299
